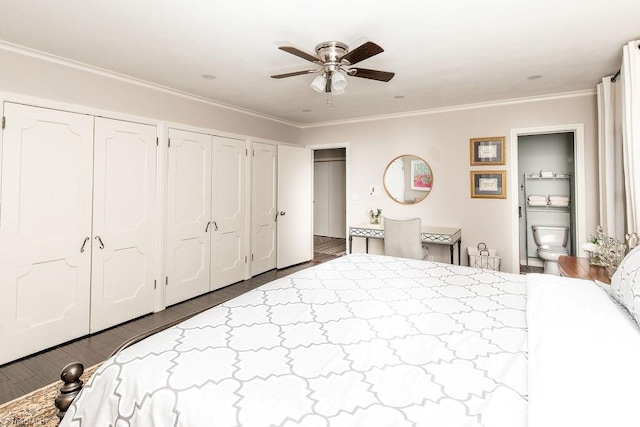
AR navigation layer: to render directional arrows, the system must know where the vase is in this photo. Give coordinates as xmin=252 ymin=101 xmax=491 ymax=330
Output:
xmin=369 ymin=215 xmax=380 ymax=225
xmin=587 ymin=251 xmax=604 ymax=266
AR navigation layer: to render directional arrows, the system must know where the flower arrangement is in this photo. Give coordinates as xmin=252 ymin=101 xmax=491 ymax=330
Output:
xmin=369 ymin=208 xmax=382 ymax=224
xmin=582 ymin=225 xmax=626 ymax=277
xmin=581 ymin=232 xmax=604 ymax=266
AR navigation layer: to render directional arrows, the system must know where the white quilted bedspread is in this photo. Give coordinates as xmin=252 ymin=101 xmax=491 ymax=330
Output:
xmin=62 ymin=254 xmax=528 ymax=427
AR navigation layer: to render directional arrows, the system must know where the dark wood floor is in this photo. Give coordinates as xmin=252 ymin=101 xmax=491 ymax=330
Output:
xmin=0 ymin=253 xmax=337 ymax=405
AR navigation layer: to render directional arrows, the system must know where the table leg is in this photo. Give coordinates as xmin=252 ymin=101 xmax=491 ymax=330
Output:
xmin=458 ymin=240 xmax=461 ymax=265
xmin=365 ymin=237 xmax=369 ymax=254
xmin=349 ymin=235 xmax=353 ymax=254
xmin=449 ymin=244 xmax=454 ymax=264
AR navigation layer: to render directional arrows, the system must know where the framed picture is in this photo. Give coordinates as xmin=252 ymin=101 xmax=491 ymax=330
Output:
xmin=470 ymin=136 xmax=505 ymax=166
xmin=410 ymin=159 xmax=433 ymax=191
xmin=470 ymin=170 xmax=506 ymax=199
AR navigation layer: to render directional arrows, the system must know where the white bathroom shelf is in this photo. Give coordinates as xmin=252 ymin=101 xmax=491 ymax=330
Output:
xmin=526 ymin=206 xmax=571 ymax=213
xmin=523 ymin=174 xmax=573 ymax=267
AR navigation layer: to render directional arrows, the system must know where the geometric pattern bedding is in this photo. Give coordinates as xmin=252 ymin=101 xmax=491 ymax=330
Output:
xmin=61 ymin=254 xmax=528 ymax=427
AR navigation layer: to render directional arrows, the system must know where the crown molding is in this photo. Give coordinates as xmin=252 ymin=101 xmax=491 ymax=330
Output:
xmin=0 ymin=41 xmax=597 ymax=131
xmin=0 ymin=40 xmax=300 ymax=128
xmin=300 ymin=89 xmax=597 ymax=129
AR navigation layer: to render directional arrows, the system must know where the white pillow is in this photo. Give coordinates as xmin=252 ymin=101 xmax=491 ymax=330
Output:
xmin=610 ymin=245 xmax=640 ymax=325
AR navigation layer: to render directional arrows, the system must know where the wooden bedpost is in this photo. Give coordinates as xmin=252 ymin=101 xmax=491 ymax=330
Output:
xmin=54 ymin=362 xmax=85 ymax=422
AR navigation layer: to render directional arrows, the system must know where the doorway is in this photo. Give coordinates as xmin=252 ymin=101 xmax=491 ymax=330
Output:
xmin=312 ymin=147 xmax=347 ymax=257
xmin=518 ymin=133 xmax=575 ymax=272
xmin=509 ymin=124 xmax=587 ymax=274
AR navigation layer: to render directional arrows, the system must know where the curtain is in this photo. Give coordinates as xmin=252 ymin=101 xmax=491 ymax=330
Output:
xmin=597 ymin=40 xmax=640 ymax=240
xmin=597 ymin=75 xmax=625 ymax=240
xmin=621 ymin=40 xmax=640 ymax=235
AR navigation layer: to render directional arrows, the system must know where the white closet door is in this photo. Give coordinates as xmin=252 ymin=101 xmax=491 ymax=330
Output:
xmin=313 ymin=161 xmax=329 ymax=236
xmin=328 ymin=160 xmax=346 ymax=238
xmin=277 ymin=145 xmax=313 ymax=269
xmin=211 ymin=136 xmax=246 ymax=289
xmin=90 ymin=118 xmax=157 ymax=332
xmin=0 ymin=103 xmax=93 ymax=364
xmin=251 ymin=142 xmax=277 ymax=276
xmin=165 ymin=129 xmax=212 ymax=306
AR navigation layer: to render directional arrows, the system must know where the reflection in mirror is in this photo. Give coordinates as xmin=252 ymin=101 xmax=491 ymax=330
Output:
xmin=383 ymin=155 xmax=433 ymax=204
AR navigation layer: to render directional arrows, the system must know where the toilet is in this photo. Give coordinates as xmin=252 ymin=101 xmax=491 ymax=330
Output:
xmin=531 ymin=225 xmax=569 ymax=275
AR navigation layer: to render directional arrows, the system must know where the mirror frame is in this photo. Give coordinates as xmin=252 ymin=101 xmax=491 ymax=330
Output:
xmin=383 ymin=154 xmax=434 ymax=205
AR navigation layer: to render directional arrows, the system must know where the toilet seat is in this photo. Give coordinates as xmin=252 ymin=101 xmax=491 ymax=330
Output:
xmin=538 ymin=245 xmax=569 ymax=256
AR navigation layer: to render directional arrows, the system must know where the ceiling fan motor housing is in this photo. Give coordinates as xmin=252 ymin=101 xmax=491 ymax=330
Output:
xmin=315 ymin=41 xmax=350 ymax=65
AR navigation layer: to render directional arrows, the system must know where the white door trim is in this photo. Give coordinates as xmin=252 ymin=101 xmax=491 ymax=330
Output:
xmin=509 ymin=124 xmax=586 ymax=273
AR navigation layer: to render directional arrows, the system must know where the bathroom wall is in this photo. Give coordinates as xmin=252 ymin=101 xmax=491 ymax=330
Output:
xmin=518 ymin=132 xmax=575 ymax=265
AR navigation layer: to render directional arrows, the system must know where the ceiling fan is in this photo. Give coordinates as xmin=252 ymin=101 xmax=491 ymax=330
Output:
xmin=271 ymin=41 xmax=395 ymax=95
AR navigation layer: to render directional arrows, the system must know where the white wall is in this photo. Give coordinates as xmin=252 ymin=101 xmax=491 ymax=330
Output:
xmin=302 ymin=95 xmax=599 ymax=273
xmin=0 ymin=48 xmax=301 ymax=143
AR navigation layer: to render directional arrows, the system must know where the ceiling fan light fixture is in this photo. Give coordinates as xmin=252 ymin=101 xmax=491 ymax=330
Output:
xmin=331 ymin=71 xmax=347 ymax=91
xmin=310 ymin=74 xmax=327 ymax=93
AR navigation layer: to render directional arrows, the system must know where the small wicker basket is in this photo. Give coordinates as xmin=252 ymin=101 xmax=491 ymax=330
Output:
xmin=468 ymin=242 xmax=501 ymax=271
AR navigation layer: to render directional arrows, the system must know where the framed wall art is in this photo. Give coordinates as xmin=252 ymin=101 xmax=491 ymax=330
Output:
xmin=470 ymin=136 xmax=505 ymax=166
xmin=470 ymin=170 xmax=506 ymax=199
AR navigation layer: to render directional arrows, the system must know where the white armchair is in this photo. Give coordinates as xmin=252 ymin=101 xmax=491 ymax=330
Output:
xmin=383 ymin=217 xmax=428 ymax=260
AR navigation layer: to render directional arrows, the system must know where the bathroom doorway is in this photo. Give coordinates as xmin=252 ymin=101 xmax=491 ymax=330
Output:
xmin=518 ymin=133 xmax=574 ymax=272
xmin=508 ymin=124 xmax=587 ymax=274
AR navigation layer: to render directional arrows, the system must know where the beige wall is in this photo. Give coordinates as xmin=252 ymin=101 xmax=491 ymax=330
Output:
xmin=0 ymin=49 xmax=301 ymax=143
xmin=0 ymin=47 xmax=599 ymax=272
xmin=302 ymin=95 xmax=599 ymax=273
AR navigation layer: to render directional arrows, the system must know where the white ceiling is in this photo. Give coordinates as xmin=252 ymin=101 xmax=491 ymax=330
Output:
xmin=0 ymin=0 xmax=638 ymax=126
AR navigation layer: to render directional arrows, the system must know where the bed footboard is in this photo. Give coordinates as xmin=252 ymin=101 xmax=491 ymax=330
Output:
xmin=54 ymin=308 xmax=207 ymax=423
xmin=54 ymin=362 xmax=85 ymax=421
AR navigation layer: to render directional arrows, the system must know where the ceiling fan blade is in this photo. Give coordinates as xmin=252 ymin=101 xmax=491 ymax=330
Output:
xmin=340 ymin=42 xmax=384 ymax=65
xmin=350 ymin=68 xmax=395 ymax=82
xmin=278 ymin=46 xmax=319 ymax=63
xmin=271 ymin=70 xmax=317 ymax=79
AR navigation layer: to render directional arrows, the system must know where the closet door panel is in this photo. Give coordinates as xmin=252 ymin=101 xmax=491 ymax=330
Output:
xmin=277 ymin=145 xmax=313 ymax=269
xmin=90 ymin=118 xmax=157 ymax=332
xmin=251 ymin=142 xmax=277 ymax=276
xmin=0 ymin=103 xmax=93 ymax=364
xmin=211 ymin=136 xmax=246 ymax=289
xmin=313 ymin=161 xmax=329 ymax=236
xmin=165 ymin=129 xmax=212 ymax=306
xmin=328 ymin=160 xmax=346 ymax=238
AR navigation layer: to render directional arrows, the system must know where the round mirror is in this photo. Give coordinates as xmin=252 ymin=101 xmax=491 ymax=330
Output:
xmin=383 ymin=154 xmax=433 ymax=204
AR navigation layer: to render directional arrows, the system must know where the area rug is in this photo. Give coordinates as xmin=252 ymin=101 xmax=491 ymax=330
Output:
xmin=314 ymin=236 xmax=346 ymax=256
xmin=0 ymin=363 xmax=101 ymax=427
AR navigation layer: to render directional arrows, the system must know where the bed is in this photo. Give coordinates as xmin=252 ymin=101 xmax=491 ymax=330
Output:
xmin=58 ymin=252 xmax=640 ymax=426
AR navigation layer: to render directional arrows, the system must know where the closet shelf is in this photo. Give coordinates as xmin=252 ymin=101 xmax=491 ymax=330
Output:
xmin=525 ymin=176 xmax=570 ymax=180
xmin=526 ymin=206 xmax=571 ymax=212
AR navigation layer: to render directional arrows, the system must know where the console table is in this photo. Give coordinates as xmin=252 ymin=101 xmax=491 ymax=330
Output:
xmin=349 ymin=223 xmax=462 ymax=264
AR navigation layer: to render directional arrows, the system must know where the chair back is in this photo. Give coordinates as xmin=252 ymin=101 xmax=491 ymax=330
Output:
xmin=383 ymin=217 xmax=425 ymax=260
